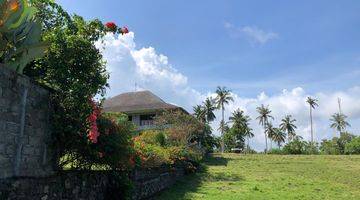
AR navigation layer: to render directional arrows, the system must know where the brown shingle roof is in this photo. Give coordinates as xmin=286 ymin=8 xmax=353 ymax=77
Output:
xmin=103 ymin=90 xmax=188 ymax=114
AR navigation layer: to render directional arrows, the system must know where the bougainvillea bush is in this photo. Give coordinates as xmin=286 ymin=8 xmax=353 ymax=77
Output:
xmin=21 ymin=0 xmax=131 ymax=169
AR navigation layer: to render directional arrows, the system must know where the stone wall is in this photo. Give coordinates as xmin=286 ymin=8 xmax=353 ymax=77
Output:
xmin=0 ymin=167 xmax=185 ymax=200
xmin=132 ymin=166 xmax=185 ymax=199
xmin=0 ymin=66 xmax=54 ymax=178
xmin=0 ymin=66 xmax=186 ymax=199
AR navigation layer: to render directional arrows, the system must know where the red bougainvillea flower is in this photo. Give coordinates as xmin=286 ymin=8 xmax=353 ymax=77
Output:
xmin=119 ymin=26 xmax=129 ymax=35
xmin=87 ymin=99 xmax=101 ymax=143
xmin=105 ymin=22 xmax=117 ymax=33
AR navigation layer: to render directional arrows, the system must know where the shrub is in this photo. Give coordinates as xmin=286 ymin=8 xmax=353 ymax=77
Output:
xmin=155 ymin=111 xmax=205 ymax=146
xmin=60 ymin=113 xmax=134 ymax=170
xmin=283 ymin=139 xmax=306 ymax=154
xmin=345 ymin=137 xmax=360 ymax=154
xmin=320 ymin=139 xmax=341 ymax=155
xmin=137 ymin=130 xmax=167 ymax=147
xmin=268 ymin=148 xmax=284 ymax=155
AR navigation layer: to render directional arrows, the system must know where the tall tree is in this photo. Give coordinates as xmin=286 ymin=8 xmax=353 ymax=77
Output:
xmin=272 ymin=128 xmax=286 ymax=148
xmin=265 ymin=123 xmax=276 ymax=150
xmin=215 ymin=86 xmax=234 ymax=153
xmin=279 ymin=115 xmax=297 ymax=143
xmin=203 ymin=97 xmax=216 ymax=123
xmin=330 ymin=113 xmax=351 ymax=135
xmin=256 ymin=104 xmax=274 ymax=153
xmin=306 ymin=97 xmax=319 ymax=143
xmin=193 ymin=105 xmax=205 ymax=122
xmin=228 ymin=109 xmax=253 ymax=150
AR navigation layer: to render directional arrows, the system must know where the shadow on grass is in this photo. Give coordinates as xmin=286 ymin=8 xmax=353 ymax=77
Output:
xmin=154 ymin=155 xmax=241 ymax=200
xmin=203 ymin=154 xmax=232 ymax=166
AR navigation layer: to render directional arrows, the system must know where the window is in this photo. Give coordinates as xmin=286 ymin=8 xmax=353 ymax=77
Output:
xmin=140 ymin=114 xmax=155 ymax=126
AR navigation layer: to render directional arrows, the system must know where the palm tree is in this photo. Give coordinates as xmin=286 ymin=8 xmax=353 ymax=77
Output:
xmin=272 ymin=128 xmax=286 ymax=148
xmin=215 ymin=86 xmax=234 ymax=153
xmin=193 ymin=105 xmax=205 ymax=122
xmin=265 ymin=123 xmax=276 ymax=149
xmin=256 ymin=104 xmax=274 ymax=153
xmin=330 ymin=113 xmax=351 ymax=135
xmin=218 ymin=120 xmax=229 ymax=134
xmin=203 ymin=97 xmax=216 ymax=123
xmin=244 ymin=126 xmax=254 ymax=153
xmin=229 ymin=109 xmax=245 ymax=128
xmin=279 ymin=115 xmax=297 ymax=143
xmin=306 ymin=97 xmax=318 ymax=143
xmin=229 ymin=109 xmax=253 ymax=152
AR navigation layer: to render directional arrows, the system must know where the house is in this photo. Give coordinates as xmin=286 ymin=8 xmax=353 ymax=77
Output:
xmin=103 ymin=90 xmax=188 ymax=130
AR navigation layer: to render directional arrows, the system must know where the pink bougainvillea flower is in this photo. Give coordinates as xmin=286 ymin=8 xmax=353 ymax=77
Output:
xmin=87 ymin=98 xmax=100 ymax=143
xmin=119 ymin=26 xmax=129 ymax=35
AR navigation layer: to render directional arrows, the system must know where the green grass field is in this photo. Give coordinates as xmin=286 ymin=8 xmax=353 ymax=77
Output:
xmin=156 ymin=154 xmax=360 ymax=200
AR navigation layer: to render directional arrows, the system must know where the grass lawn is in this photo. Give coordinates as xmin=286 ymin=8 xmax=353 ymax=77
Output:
xmin=156 ymin=153 xmax=360 ymax=200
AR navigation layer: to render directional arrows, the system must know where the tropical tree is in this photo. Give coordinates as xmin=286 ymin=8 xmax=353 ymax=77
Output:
xmin=280 ymin=115 xmax=297 ymax=143
xmin=330 ymin=113 xmax=351 ymax=135
xmin=243 ymin=122 xmax=254 ymax=152
xmin=215 ymin=86 xmax=234 ymax=153
xmin=272 ymin=128 xmax=286 ymax=148
xmin=229 ymin=109 xmax=253 ymax=152
xmin=218 ymin=120 xmax=229 ymax=133
xmin=256 ymin=104 xmax=274 ymax=153
xmin=306 ymin=97 xmax=318 ymax=143
xmin=203 ymin=97 xmax=216 ymax=123
xmin=265 ymin=123 xmax=275 ymax=149
xmin=193 ymin=105 xmax=205 ymax=122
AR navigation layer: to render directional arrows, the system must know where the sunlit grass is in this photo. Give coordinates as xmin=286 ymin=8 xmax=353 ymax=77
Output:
xmin=156 ymin=153 xmax=360 ymax=200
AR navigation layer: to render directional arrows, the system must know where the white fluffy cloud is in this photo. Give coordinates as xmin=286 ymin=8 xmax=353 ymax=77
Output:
xmin=97 ymin=33 xmax=360 ymax=151
xmin=224 ymin=22 xmax=278 ymax=45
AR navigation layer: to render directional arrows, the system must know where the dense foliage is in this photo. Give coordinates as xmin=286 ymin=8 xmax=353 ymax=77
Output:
xmin=133 ymin=129 xmax=203 ymax=173
xmin=20 ymin=0 xmax=133 ymax=169
xmin=344 ymin=136 xmax=360 ymax=154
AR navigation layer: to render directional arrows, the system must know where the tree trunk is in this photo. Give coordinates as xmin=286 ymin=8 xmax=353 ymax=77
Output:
xmin=310 ymin=106 xmax=314 ymax=143
xmin=247 ymin=136 xmax=250 ymax=154
xmin=264 ymin=126 xmax=268 ymax=153
xmin=221 ymin=107 xmax=225 ymax=153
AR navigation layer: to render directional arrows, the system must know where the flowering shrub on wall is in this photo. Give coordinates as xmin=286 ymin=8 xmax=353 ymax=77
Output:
xmin=22 ymin=0 xmax=131 ymax=170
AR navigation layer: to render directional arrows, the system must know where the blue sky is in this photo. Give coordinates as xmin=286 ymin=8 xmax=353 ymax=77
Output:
xmin=59 ymin=0 xmax=360 ymax=96
xmin=58 ymin=0 xmax=360 ymax=150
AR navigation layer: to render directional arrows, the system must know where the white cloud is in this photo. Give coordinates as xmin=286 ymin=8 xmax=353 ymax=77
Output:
xmin=224 ymin=22 xmax=278 ymax=45
xmin=97 ymin=32 xmax=360 ymax=152
xmin=95 ymin=33 xmax=205 ymax=111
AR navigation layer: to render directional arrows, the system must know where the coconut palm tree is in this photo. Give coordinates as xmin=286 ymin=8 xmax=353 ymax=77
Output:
xmin=193 ymin=105 xmax=205 ymax=122
xmin=265 ymin=123 xmax=276 ymax=149
xmin=229 ymin=109 xmax=253 ymax=152
xmin=218 ymin=120 xmax=229 ymax=134
xmin=306 ymin=97 xmax=318 ymax=143
xmin=256 ymin=104 xmax=274 ymax=153
xmin=244 ymin=122 xmax=254 ymax=153
xmin=330 ymin=113 xmax=351 ymax=135
xmin=279 ymin=115 xmax=297 ymax=143
xmin=215 ymin=86 xmax=234 ymax=153
xmin=272 ymin=128 xmax=286 ymax=148
xmin=203 ymin=97 xmax=216 ymax=123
